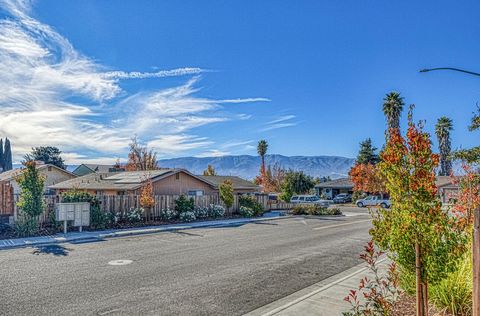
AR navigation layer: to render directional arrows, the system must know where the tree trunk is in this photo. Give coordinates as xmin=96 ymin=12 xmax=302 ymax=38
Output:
xmin=473 ymin=207 xmax=480 ymax=316
xmin=416 ymin=243 xmax=426 ymax=316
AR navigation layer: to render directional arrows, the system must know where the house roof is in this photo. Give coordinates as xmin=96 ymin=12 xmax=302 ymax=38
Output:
xmin=435 ymin=176 xmax=460 ymax=188
xmin=50 ymin=169 xmax=175 ymax=191
xmin=73 ymin=164 xmax=114 ymax=174
xmin=50 ymin=169 xmax=217 ymax=191
xmin=0 ymin=164 xmax=76 ymax=182
xmin=314 ymin=176 xmax=459 ymax=190
xmin=315 ymin=178 xmax=354 ymax=189
xmin=197 ymin=175 xmax=259 ymax=190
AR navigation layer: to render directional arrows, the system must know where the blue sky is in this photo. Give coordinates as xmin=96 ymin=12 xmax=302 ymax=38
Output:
xmin=0 ymin=0 xmax=479 ymax=164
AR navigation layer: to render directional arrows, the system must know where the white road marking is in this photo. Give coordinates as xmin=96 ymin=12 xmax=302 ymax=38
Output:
xmin=312 ymin=219 xmax=371 ymax=231
xmin=108 ymin=259 xmax=133 ymax=266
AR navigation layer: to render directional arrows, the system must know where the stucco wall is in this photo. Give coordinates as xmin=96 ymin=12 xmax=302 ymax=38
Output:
xmin=12 ymin=166 xmax=76 ymax=194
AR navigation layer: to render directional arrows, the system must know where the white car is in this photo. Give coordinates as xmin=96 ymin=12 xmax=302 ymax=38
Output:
xmin=356 ymin=196 xmax=391 ymax=208
xmin=290 ymin=195 xmax=331 ymax=207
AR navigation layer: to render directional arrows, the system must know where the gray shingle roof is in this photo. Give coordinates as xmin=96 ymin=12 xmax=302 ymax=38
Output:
xmin=50 ymin=169 xmax=177 ymax=191
xmin=197 ymin=175 xmax=259 ymax=190
xmin=314 ymin=178 xmax=354 ymax=189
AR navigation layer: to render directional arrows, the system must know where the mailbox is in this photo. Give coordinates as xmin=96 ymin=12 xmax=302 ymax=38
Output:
xmin=56 ymin=202 xmax=91 ymax=232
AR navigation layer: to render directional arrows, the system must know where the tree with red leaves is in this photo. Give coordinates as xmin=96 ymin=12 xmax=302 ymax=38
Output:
xmin=373 ymin=107 xmax=467 ymax=316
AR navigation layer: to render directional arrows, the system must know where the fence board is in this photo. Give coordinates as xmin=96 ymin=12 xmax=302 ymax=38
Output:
xmin=12 ymin=193 xmax=294 ymax=225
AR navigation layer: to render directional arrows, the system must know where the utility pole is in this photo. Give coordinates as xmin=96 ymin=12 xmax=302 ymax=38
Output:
xmin=420 ymin=66 xmax=480 ymax=316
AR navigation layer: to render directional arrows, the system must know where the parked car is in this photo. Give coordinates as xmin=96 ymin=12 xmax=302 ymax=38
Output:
xmin=356 ymin=195 xmax=391 ymax=208
xmin=333 ymin=193 xmax=352 ymax=204
xmin=290 ymin=195 xmax=331 ymax=207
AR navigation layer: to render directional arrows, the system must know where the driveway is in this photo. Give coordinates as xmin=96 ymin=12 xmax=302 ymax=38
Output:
xmin=0 ymin=213 xmax=372 ymax=316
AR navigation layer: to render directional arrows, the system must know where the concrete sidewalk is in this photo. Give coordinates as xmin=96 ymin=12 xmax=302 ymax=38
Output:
xmin=245 ymin=258 xmax=388 ymax=316
xmin=0 ymin=213 xmax=289 ymax=250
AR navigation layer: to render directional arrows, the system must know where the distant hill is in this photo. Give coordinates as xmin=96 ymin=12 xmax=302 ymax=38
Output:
xmin=158 ymin=154 xmax=356 ymax=180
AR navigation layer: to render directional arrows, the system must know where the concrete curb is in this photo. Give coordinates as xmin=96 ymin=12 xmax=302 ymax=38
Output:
xmin=245 ymin=257 xmax=387 ymax=316
xmin=0 ymin=215 xmax=293 ymax=250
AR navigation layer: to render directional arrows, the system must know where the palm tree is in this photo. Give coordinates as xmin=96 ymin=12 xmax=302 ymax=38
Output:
xmin=435 ymin=116 xmax=454 ymax=176
xmin=382 ymin=91 xmax=405 ymax=138
xmin=257 ymin=140 xmax=268 ymax=186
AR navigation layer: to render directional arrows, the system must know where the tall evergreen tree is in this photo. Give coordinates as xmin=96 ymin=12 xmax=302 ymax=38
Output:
xmin=382 ymin=91 xmax=405 ymax=138
xmin=435 ymin=116 xmax=454 ymax=176
xmin=24 ymin=146 xmax=66 ymax=169
xmin=0 ymin=138 xmax=4 ymax=171
xmin=3 ymin=138 xmax=12 ymax=171
xmin=356 ymin=138 xmax=379 ymax=165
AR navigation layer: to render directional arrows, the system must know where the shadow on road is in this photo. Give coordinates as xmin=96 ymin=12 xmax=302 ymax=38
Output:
xmin=253 ymin=221 xmax=278 ymax=226
xmin=31 ymin=244 xmax=72 ymax=256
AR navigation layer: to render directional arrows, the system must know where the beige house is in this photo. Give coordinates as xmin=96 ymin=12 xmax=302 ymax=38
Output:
xmin=436 ymin=176 xmax=460 ymax=204
xmin=0 ymin=163 xmax=77 ymax=195
xmin=50 ymin=169 xmax=259 ymax=196
xmin=0 ymin=163 xmax=77 ymax=221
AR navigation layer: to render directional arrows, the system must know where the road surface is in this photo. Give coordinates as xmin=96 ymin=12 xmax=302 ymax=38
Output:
xmin=0 ymin=209 xmax=371 ymax=315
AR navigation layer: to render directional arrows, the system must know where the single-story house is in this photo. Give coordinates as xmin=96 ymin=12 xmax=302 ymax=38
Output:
xmin=72 ymin=163 xmax=124 ymax=176
xmin=0 ymin=163 xmax=77 ymax=222
xmin=197 ymin=175 xmax=260 ymax=195
xmin=436 ymin=176 xmax=460 ymax=204
xmin=50 ymin=169 xmax=259 ymax=196
xmin=315 ymin=178 xmax=354 ymax=199
xmin=315 ymin=176 xmax=460 ymax=203
xmin=0 ymin=163 xmax=77 ymax=195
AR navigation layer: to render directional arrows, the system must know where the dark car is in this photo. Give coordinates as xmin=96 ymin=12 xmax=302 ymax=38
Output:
xmin=333 ymin=193 xmax=352 ymax=204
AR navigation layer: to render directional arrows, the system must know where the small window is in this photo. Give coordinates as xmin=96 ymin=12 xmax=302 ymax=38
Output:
xmin=48 ymin=166 xmax=52 ymax=171
xmin=175 ymin=173 xmax=180 ymax=180
xmin=291 ymin=196 xmax=298 ymax=201
xmin=299 ymin=196 xmax=305 ymax=201
xmin=188 ymin=190 xmax=204 ymax=196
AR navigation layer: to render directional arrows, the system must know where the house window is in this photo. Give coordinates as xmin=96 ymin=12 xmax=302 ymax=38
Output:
xmin=175 ymin=173 xmax=180 ymax=180
xmin=48 ymin=166 xmax=52 ymax=171
xmin=188 ymin=190 xmax=204 ymax=197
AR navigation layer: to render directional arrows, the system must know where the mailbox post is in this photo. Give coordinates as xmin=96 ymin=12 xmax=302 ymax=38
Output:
xmin=55 ymin=202 xmax=90 ymax=234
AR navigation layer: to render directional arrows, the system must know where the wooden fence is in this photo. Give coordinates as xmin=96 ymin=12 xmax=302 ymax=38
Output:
xmin=8 ymin=194 xmax=293 ymax=224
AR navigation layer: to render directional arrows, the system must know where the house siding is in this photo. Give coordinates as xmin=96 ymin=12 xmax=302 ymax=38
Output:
xmin=152 ymin=172 xmax=216 ymax=195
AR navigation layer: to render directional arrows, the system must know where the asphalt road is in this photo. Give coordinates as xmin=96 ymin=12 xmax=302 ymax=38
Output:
xmin=0 ymin=208 xmax=371 ymax=316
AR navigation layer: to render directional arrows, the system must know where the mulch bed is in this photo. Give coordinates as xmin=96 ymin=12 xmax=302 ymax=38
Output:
xmin=0 ymin=215 xmax=245 ymax=240
xmin=393 ymin=293 xmax=452 ymax=316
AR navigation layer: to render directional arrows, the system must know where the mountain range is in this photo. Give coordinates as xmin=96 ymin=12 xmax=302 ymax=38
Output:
xmin=158 ymin=154 xmax=355 ymax=180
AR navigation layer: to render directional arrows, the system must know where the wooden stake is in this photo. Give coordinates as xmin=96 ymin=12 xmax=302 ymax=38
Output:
xmin=416 ymin=243 xmax=425 ymax=316
xmin=473 ymin=207 xmax=480 ymax=316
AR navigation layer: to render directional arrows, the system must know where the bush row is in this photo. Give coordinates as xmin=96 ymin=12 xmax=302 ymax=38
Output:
xmin=291 ymin=204 xmax=342 ymax=216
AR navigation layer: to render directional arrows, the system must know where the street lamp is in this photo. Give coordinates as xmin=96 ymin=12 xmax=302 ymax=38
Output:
xmin=419 ymin=67 xmax=480 ymax=77
xmin=420 ymin=65 xmax=480 ymax=316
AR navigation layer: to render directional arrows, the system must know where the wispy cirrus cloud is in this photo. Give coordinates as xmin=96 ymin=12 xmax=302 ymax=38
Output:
xmin=0 ymin=0 xmax=269 ymax=163
xmin=260 ymin=114 xmax=297 ymax=131
xmin=102 ymin=67 xmax=205 ymax=80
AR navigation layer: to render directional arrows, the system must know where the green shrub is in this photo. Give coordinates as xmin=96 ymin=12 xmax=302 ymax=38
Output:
xmin=194 ymin=207 xmax=209 ymax=219
xmin=14 ymin=218 xmax=39 ymax=237
xmin=238 ymin=195 xmax=264 ymax=216
xmin=160 ymin=208 xmax=177 ymax=221
xmin=126 ymin=208 xmax=143 ymax=223
xmin=174 ymin=195 xmax=194 ymax=213
xmin=429 ymin=249 xmax=472 ymax=315
xmin=292 ymin=204 xmax=342 ymax=216
xmin=239 ymin=206 xmax=255 ymax=217
xmin=208 ymin=204 xmax=225 ymax=218
xmin=179 ymin=211 xmax=196 ymax=222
